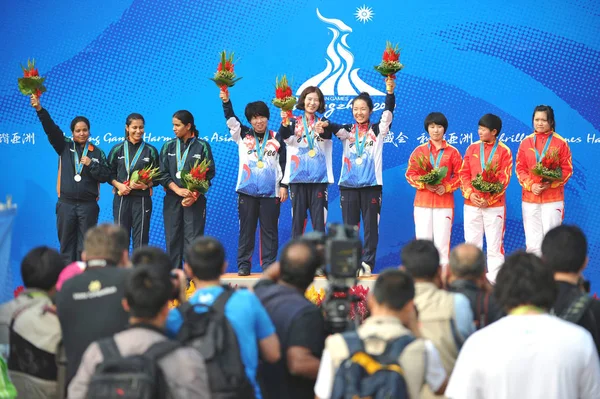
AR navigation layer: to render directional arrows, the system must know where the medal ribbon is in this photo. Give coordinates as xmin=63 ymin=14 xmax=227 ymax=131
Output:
xmin=509 ymin=305 xmax=545 ymax=315
xmin=534 ymin=133 xmax=554 ymax=163
xmin=479 ymin=139 xmax=499 ymax=171
xmin=176 ymin=138 xmax=195 ymax=173
xmin=302 ymin=114 xmax=318 ymax=151
xmin=429 ymin=143 xmax=445 ymax=169
xmin=124 ymin=141 xmax=146 ymax=177
xmin=253 ymin=130 xmax=269 ymax=162
xmin=354 ymin=123 xmax=371 ymax=158
xmin=74 ymin=141 xmax=90 ymax=176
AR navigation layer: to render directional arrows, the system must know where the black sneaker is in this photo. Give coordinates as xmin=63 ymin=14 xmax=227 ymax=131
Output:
xmin=238 ymin=266 xmax=251 ymax=276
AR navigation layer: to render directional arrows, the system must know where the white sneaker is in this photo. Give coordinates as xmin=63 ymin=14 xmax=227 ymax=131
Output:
xmin=358 ymin=262 xmax=372 ymax=277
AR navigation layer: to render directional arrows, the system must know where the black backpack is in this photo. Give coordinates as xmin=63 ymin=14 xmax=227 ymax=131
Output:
xmin=176 ymin=287 xmax=255 ymax=399
xmin=556 ymin=294 xmax=594 ymax=324
xmin=85 ymin=337 xmax=180 ymax=399
xmin=330 ymin=332 xmax=413 ymax=399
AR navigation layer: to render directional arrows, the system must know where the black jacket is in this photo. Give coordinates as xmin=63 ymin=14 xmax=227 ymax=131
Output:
xmin=447 ymin=279 xmax=504 ymax=329
xmin=107 ymin=140 xmax=159 ymax=197
xmin=37 ymin=108 xmax=111 ymax=202
xmin=159 ymin=136 xmax=215 ymax=194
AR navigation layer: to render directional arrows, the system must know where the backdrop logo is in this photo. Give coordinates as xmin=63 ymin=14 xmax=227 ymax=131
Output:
xmin=296 ymin=8 xmax=385 ymax=98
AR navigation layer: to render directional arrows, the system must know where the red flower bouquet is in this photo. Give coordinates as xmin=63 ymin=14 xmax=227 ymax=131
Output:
xmin=272 ymin=75 xmax=297 ymax=127
xmin=411 ymin=154 xmax=448 ymax=185
xmin=209 ymin=51 xmax=242 ymax=93
xmin=118 ymin=165 xmax=160 ymax=196
xmin=18 ymin=59 xmax=46 ymax=97
xmin=532 ymin=148 xmax=562 ymax=182
xmin=181 ymin=159 xmax=211 ymax=206
xmin=472 ymin=162 xmax=503 ymax=196
xmin=374 ymin=41 xmax=404 ymax=78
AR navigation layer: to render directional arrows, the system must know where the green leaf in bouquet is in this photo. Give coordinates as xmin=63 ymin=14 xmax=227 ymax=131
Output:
xmin=272 ymin=96 xmax=297 ymax=111
xmin=209 ymin=76 xmax=243 ymax=88
xmin=437 ymin=166 xmax=448 ymax=180
xmin=374 ymin=62 xmax=404 ymax=77
xmin=129 ymin=170 xmax=140 ymax=184
xmin=18 ymin=77 xmax=46 ymax=95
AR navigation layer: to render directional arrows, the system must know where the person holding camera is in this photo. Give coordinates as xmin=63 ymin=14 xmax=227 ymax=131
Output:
xmin=254 ymin=240 xmax=326 ymax=399
xmin=314 ymin=269 xmax=447 ymax=399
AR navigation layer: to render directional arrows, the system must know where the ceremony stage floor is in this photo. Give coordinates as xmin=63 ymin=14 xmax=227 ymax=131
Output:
xmin=221 ymin=273 xmax=377 ymax=290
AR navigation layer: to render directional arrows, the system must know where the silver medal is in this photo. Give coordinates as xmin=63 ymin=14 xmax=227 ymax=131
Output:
xmin=176 ymin=171 xmax=182 ymax=179
xmin=74 ymin=174 xmax=82 ymax=182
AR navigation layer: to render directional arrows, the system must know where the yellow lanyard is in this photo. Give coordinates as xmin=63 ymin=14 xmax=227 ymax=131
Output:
xmin=509 ymin=305 xmax=545 ymax=315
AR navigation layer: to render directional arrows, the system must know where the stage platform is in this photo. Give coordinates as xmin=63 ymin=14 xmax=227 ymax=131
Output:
xmin=221 ymin=273 xmax=377 ymax=290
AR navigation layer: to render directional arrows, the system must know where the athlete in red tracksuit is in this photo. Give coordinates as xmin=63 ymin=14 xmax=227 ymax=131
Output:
xmin=459 ymin=114 xmax=513 ymax=283
xmin=406 ymin=112 xmax=462 ymax=267
xmin=516 ymin=105 xmax=573 ymax=256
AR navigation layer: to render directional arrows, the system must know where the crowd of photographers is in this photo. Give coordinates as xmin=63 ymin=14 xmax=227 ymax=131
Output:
xmin=0 ymin=222 xmax=599 ymax=398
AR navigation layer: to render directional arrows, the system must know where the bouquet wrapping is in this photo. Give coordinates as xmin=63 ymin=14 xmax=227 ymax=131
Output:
xmin=18 ymin=59 xmax=46 ymax=97
xmin=272 ymin=75 xmax=297 ymax=127
xmin=374 ymin=41 xmax=404 ymax=78
xmin=118 ymin=165 xmax=160 ymax=196
xmin=180 ymin=159 xmax=211 ymax=207
xmin=412 ymin=154 xmax=448 ymax=186
xmin=472 ymin=162 xmax=503 ymax=197
xmin=532 ymin=148 xmax=562 ymax=182
xmin=209 ymin=51 xmax=242 ymax=93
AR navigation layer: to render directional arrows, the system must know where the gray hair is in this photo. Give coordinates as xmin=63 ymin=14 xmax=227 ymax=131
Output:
xmin=449 ymin=244 xmax=486 ymax=279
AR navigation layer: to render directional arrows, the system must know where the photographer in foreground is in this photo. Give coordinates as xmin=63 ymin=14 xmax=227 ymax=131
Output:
xmin=254 ymin=240 xmax=326 ymax=399
xmin=314 ymin=269 xmax=447 ymax=399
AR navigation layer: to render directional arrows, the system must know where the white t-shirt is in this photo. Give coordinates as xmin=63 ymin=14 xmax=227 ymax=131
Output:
xmin=446 ymin=314 xmax=600 ymax=399
xmin=314 ymin=340 xmax=446 ymax=399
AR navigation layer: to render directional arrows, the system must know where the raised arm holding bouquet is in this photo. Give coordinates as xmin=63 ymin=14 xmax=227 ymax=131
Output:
xmin=272 ymin=75 xmax=296 ymax=127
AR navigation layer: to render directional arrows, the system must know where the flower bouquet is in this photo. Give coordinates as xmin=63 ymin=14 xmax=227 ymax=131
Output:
xmin=412 ymin=154 xmax=448 ymax=185
xmin=118 ymin=165 xmax=160 ymax=196
xmin=18 ymin=59 xmax=46 ymax=97
xmin=272 ymin=75 xmax=297 ymax=127
xmin=472 ymin=162 xmax=503 ymax=196
xmin=532 ymin=148 xmax=562 ymax=182
xmin=180 ymin=159 xmax=211 ymax=206
xmin=209 ymin=51 xmax=242 ymax=93
xmin=374 ymin=41 xmax=404 ymax=79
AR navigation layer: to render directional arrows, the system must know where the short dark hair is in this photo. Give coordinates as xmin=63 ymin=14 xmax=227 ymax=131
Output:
xmin=424 ymin=112 xmax=448 ymax=133
xmin=131 ymin=246 xmax=172 ymax=277
xmin=185 ymin=236 xmax=225 ymax=281
xmin=478 ymin=113 xmax=502 ymax=136
xmin=296 ymin=86 xmax=326 ymax=114
xmin=542 ymin=225 xmax=587 ymax=274
xmin=172 ymin=110 xmax=198 ymax=135
xmin=70 ymin=116 xmax=90 ymax=132
xmin=124 ymin=266 xmax=171 ymax=319
xmin=494 ymin=252 xmax=557 ymax=312
xmin=244 ymin=101 xmax=270 ymax=122
xmin=449 ymin=244 xmax=486 ymax=279
xmin=401 ymin=239 xmax=440 ymax=279
xmin=21 ymin=246 xmax=65 ymax=291
xmin=280 ymin=240 xmax=320 ymax=291
xmin=83 ymin=224 xmax=129 ymax=265
xmin=373 ymin=269 xmax=415 ymax=310
xmin=532 ymin=105 xmax=556 ymax=131
xmin=352 ymin=92 xmax=373 ymax=112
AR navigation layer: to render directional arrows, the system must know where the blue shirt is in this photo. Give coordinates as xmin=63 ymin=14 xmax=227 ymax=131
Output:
xmin=165 ymin=286 xmax=275 ymax=399
xmin=453 ymin=293 xmax=476 ymax=347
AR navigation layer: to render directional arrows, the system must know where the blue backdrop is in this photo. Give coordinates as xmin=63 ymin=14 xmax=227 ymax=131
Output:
xmin=1 ymin=0 xmax=599 ymax=298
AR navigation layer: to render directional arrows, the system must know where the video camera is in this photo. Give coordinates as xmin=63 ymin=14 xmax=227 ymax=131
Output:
xmin=301 ymin=223 xmax=365 ymax=334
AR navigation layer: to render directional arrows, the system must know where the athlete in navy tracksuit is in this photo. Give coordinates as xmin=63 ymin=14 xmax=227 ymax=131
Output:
xmin=31 ymin=95 xmax=111 ymax=264
xmin=108 ymin=113 xmax=159 ymax=249
xmin=220 ymin=89 xmax=287 ymax=276
xmin=159 ymin=110 xmax=215 ymax=269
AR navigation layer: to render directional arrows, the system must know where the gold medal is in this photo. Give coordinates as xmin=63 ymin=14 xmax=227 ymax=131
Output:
xmin=355 ymin=158 xmax=363 ymax=165
xmin=257 ymin=161 xmax=264 ymax=169
xmin=308 ymin=149 xmax=316 ymax=158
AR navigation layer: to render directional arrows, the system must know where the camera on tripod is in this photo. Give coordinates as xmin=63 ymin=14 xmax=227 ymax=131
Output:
xmin=301 ymin=223 xmax=365 ymax=334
